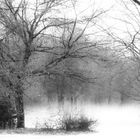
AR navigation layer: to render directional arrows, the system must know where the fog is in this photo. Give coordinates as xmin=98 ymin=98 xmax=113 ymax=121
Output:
xmin=0 ymin=102 xmax=139 ymax=140
xmin=23 ymin=102 xmax=140 ymax=140
xmin=0 ymin=0 xmax=140 ymax=139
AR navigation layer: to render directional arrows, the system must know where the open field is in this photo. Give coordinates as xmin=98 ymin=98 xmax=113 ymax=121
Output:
xmin=0 ymin=103 xmax=140 ymax=140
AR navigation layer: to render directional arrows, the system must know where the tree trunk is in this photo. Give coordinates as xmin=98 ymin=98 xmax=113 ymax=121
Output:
xmin=57 ymin=76 xmax=65 ymax=107
xmin=120 ymin=92 xmax=130 ymax=104
xmin=15 ymin=42 xmax=32 ymax=128
xmin=15 ymin=84 xmax=25 ymax=128
xmin=57 ymin=86 xmax=64 ymax=107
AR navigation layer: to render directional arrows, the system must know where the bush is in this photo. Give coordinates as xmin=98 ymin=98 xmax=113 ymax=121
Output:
xmin=35 ymin=113 xmax=97 ymax=132
xmin=61 ymin=114 xmax=97 ymax=132
xmin=35 ymin=121 xmax=58 ymax=131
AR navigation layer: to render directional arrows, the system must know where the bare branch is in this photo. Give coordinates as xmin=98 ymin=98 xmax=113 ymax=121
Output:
xmin=132 ymin=0 xmax=140 ymax=6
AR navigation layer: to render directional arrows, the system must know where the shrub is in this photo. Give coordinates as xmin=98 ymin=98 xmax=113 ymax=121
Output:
xmin=35 ymin=112 xmax=97 ymax=132
xmin=35 ymin=121 xmax=57 ymax=131
xmin=61 ymin=114 xmax=97 ymax=132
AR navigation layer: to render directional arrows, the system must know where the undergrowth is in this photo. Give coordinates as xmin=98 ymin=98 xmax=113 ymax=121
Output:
xmin=35 ymin=113 xmax=97 ymax=132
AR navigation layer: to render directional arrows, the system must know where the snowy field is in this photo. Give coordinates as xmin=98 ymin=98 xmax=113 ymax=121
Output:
xmin=1 ymin=103 xmax=140 ymax=140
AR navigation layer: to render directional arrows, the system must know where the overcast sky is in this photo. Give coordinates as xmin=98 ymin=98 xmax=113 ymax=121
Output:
xmin=60 ymin=0 xmax=138 ymax=38
xmin=13 ymin=0 xmax=139 ymax=39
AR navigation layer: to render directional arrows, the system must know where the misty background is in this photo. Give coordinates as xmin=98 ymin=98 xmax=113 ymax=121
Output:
xmin=0 ymin=0 xmax=140 ymax=132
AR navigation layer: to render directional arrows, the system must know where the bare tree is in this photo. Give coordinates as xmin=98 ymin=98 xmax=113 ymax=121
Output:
xmin=0 ymin=0 xmax=74 ymax=128
xmin=0 ymin=0 xmax=106 ymax=128
xmin=107 ymin=0 xmax=140 ymax=102
xmin=28 ymin=2 xmax=106 ymax=105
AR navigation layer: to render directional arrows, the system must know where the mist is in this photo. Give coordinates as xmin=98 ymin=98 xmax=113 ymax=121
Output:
xmin=0 ymin=0 xmax=140 ymax=139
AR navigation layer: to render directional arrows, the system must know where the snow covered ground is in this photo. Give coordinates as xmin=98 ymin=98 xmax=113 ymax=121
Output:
xmin=1 ymin=103 xmax=140 ymax=140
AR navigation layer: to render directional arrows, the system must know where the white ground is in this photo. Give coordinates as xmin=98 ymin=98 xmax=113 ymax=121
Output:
xmin=1 ymin=103 xmax=140 ymax=140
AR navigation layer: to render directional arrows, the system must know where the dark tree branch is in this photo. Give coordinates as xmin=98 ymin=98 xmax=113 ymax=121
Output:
xmin=132 ymin=0 xmax=140 ymax=5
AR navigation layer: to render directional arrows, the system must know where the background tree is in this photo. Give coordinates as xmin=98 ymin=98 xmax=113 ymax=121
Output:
xmin=105 ymin=0 xmax=140 ymax=102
